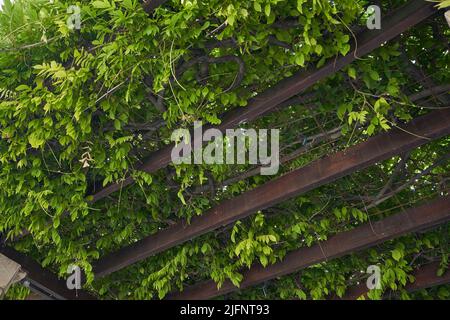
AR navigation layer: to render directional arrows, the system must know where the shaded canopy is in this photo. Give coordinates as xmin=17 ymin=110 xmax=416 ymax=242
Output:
xmin=0 ymin=0 xmax=449 ymax=300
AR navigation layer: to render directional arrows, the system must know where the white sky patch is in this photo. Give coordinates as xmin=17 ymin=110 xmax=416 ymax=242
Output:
xmin=0 ymin=0 xmax=14 ymax=10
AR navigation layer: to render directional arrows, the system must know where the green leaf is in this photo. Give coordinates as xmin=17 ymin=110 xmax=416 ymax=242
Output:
xmin=177 ymin=190 xmax=186 ymax=205
xmin=297 ymin=0 xmax=305 ymax=13
xmin=114 ymin=119 xmax=121 ymax=130
xmin=315 ymin=44 xmax=323 ymax=55
xmin=339 ymin=43 xmax=350 ymax=56
xmin=259 ymin=255 xmax=268 ymax=267
xmin=53 ymin=217 xmax=60 ymax=229
xmin=28 ymin=132 xmax=45 ymax=149
xmin=347 ymin=67 xmax=356 ymax=79
xmin=374 ymin=97 xmax=389 ymax=112
xmin=264 ymin=4 xmax=271 ymax=17
xmin=201 ymin=243 xmax=210 ymax=254
xmin=295 ymin=53 xmax=305 ymax=66
xmin=369 ymin=70 xmax=380 ymax=81
xmin=392 ymin=249 xmax=402 ymax=261
xmin=15 ymin=84 xmax=30 ymax=91
xmin=227 ymin=15 xmax=235 ymax=26
xmin=122 ymin=0 xmax=133 ymax=10
xmin=92 ymin=1 xmax=110 ymax=9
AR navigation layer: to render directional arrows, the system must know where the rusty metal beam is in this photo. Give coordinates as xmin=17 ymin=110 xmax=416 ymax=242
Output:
xmin=168 ymin=197 xmax=450 ymax=300
xmin=90 ymin=0 xmax=437 ymax=203
xmin=93 ymin=109 xmax=450 ymax=278
xmin=340 ymin=261 xmax=450 ymax=300
xmin=404 ymin=262 xmax=450 ymax=293
xmin=0 ymin=247 xmax=96 ymax=300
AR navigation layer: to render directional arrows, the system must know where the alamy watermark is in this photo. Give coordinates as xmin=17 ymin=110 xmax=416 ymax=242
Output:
xmin=66 ymin=264 xmax=81 ymax=290
xmin=171 ymin=122 xmax=280 ymax=176
xmin=67 ymin=5 xmax=81 ymax=30
xmin=366 ymin=265 xmax=381 ymax=290
xmin=366 ymin=5 xmax=381 ymax=30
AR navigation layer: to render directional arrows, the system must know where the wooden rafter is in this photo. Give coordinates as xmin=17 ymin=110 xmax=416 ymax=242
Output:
xmin=340 ymin=261 xmax=450 ymax=300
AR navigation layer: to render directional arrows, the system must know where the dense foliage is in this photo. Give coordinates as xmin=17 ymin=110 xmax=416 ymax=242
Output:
xmin=1 ymin=0 xmax=449 ymax=299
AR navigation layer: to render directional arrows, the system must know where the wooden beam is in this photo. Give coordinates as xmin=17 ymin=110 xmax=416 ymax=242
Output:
xmin=90 ymin=0 xmax=437 ymax=203
xmin=93 ymin=108 xmax=450 ymax=278
xmin=168 ymin=197 xmax=450 ymax=299
xmin=0 ymin=247 xmax=96 ymax=300
xmin=340 ymin=261 xmax=450 ymax=300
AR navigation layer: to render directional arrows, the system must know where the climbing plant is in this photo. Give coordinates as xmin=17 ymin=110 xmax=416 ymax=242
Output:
xmin=1 ymin=0 xmax=449 ymax=300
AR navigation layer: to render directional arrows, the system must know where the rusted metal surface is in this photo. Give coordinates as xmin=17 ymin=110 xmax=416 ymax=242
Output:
xmin=340 ymin=261 xmax=450 ymax=300
xmin=168 ymin=197 xmax=450 ymax=300
xmin=404 ymin=262 xmax=450 ymax=293
xmin=93 ymin=109 xmax=450 ymax=278
xmin=90 ymin=0 xmax=436 ymax=203
xmin=0 ymin=247 xmax=96 ymax=300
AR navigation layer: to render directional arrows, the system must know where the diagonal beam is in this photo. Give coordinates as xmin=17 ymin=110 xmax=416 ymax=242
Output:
xmin=93 ymin=108 xmax=450 ymax=278
xmin=0 ymin=247 xmax=96 ymax=300
xmin=168 ymin=197 xmax=450 ymax=300
xmin=91 ymin=0 xmax=437 ymax=203
xmin=404 ymin=262 xmax=450 ymax=293
xmin=340 ymin=261 xmax=450 ymax=300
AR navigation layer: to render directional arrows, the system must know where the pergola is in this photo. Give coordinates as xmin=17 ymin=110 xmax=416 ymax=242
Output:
xmin=0 ymin=0 xmax=449 ymax=300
